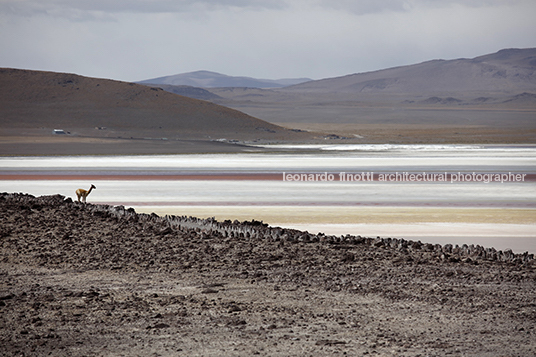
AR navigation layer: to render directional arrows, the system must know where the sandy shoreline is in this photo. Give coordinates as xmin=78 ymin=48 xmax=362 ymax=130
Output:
xmin=2 ymin=121 xmax=536 ymax=156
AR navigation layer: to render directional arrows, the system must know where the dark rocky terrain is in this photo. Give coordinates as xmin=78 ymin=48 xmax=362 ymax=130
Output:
xmin=1 ymin=193 xmax=535 ymax=356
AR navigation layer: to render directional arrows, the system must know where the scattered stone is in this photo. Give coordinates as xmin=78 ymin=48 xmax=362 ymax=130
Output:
xmin=315 ymin=340 xmax=346 ymax=346
xmin=228 ymin=305 xmax=242 ymax=313
xmin=201 ymin=288 xmax=219 ymax=294
xmin=147 ymin=323 xmax=170 ymax=329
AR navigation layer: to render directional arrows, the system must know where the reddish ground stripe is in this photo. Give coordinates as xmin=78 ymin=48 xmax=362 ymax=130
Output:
xmin=0 ymin=174 xmax=281 ymax=180
xmin=94 ymin=201 xmax=536 ymax=208
xmin=1 ymin=173 xmax=535 ymax=181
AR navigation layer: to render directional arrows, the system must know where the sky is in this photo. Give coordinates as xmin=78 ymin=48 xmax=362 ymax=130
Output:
xmin=1 ymin=0 xmax=535 ymax=82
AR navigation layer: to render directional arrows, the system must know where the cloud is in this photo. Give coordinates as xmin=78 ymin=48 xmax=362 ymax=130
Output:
xmin=315 ymin=0 xmax=409 ymax=15
xmin=315 ymin=0 xmax=530 ymax=15
xmin=0 ymin=0 xmax=534 ymax=82
xmin=0 ymin=0 xmax=288 ymax=18
xmin=0 ymin=0 xmax=529 ymax=21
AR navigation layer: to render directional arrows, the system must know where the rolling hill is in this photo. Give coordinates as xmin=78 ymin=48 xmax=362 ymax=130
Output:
xmin=0 ymin=68 xmax=317 ymax=155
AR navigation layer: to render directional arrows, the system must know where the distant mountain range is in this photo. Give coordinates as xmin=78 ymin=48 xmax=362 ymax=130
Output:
xmin=160 ymin=48 xmax=534 ymax=145
xmin=283 ymin=48 xmax=536 ymax=95
xmin=139 ymin=48 xmax=536 ymax=96
xmin=137 ymin=70 xmax=312 ymax=89
xmin=141 ymin=48 xmax=536 ymax=105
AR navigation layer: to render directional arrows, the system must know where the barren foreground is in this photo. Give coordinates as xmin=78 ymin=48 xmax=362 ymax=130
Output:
xmin=1 ymin=193 xmax=535 ymax=356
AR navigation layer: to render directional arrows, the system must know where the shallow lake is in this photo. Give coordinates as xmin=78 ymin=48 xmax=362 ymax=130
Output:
xmin=2 ymin=144 xmax=535 ymax=252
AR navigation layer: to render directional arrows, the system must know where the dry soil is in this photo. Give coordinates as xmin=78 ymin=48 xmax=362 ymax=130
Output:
xmin=1 ymin=193 xmax=535 ymax=356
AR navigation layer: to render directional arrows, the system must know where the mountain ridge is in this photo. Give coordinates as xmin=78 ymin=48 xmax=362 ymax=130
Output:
xmin=186 ymin=48 xmax=536 ymax=144
xmin=282 ymin=48 xmax=536 ymax=95
xmin=137 ymin=70 xmax=312 ymax=89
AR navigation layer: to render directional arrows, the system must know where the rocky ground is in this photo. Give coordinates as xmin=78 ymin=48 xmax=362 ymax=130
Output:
xmin=1 ymin=193 xmax=535 ymax=356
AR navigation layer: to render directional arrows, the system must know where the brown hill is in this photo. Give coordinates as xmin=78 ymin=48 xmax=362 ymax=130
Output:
xmin=0 ymin=68 xmax=318 ymax=155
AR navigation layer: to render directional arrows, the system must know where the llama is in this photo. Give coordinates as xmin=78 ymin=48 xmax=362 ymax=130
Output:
xmin=76 ymin=184 xmax=96 ymax=203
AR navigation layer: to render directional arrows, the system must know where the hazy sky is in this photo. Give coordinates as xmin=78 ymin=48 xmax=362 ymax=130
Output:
xmin=1 ymin=0 xmax=535 ymax=82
